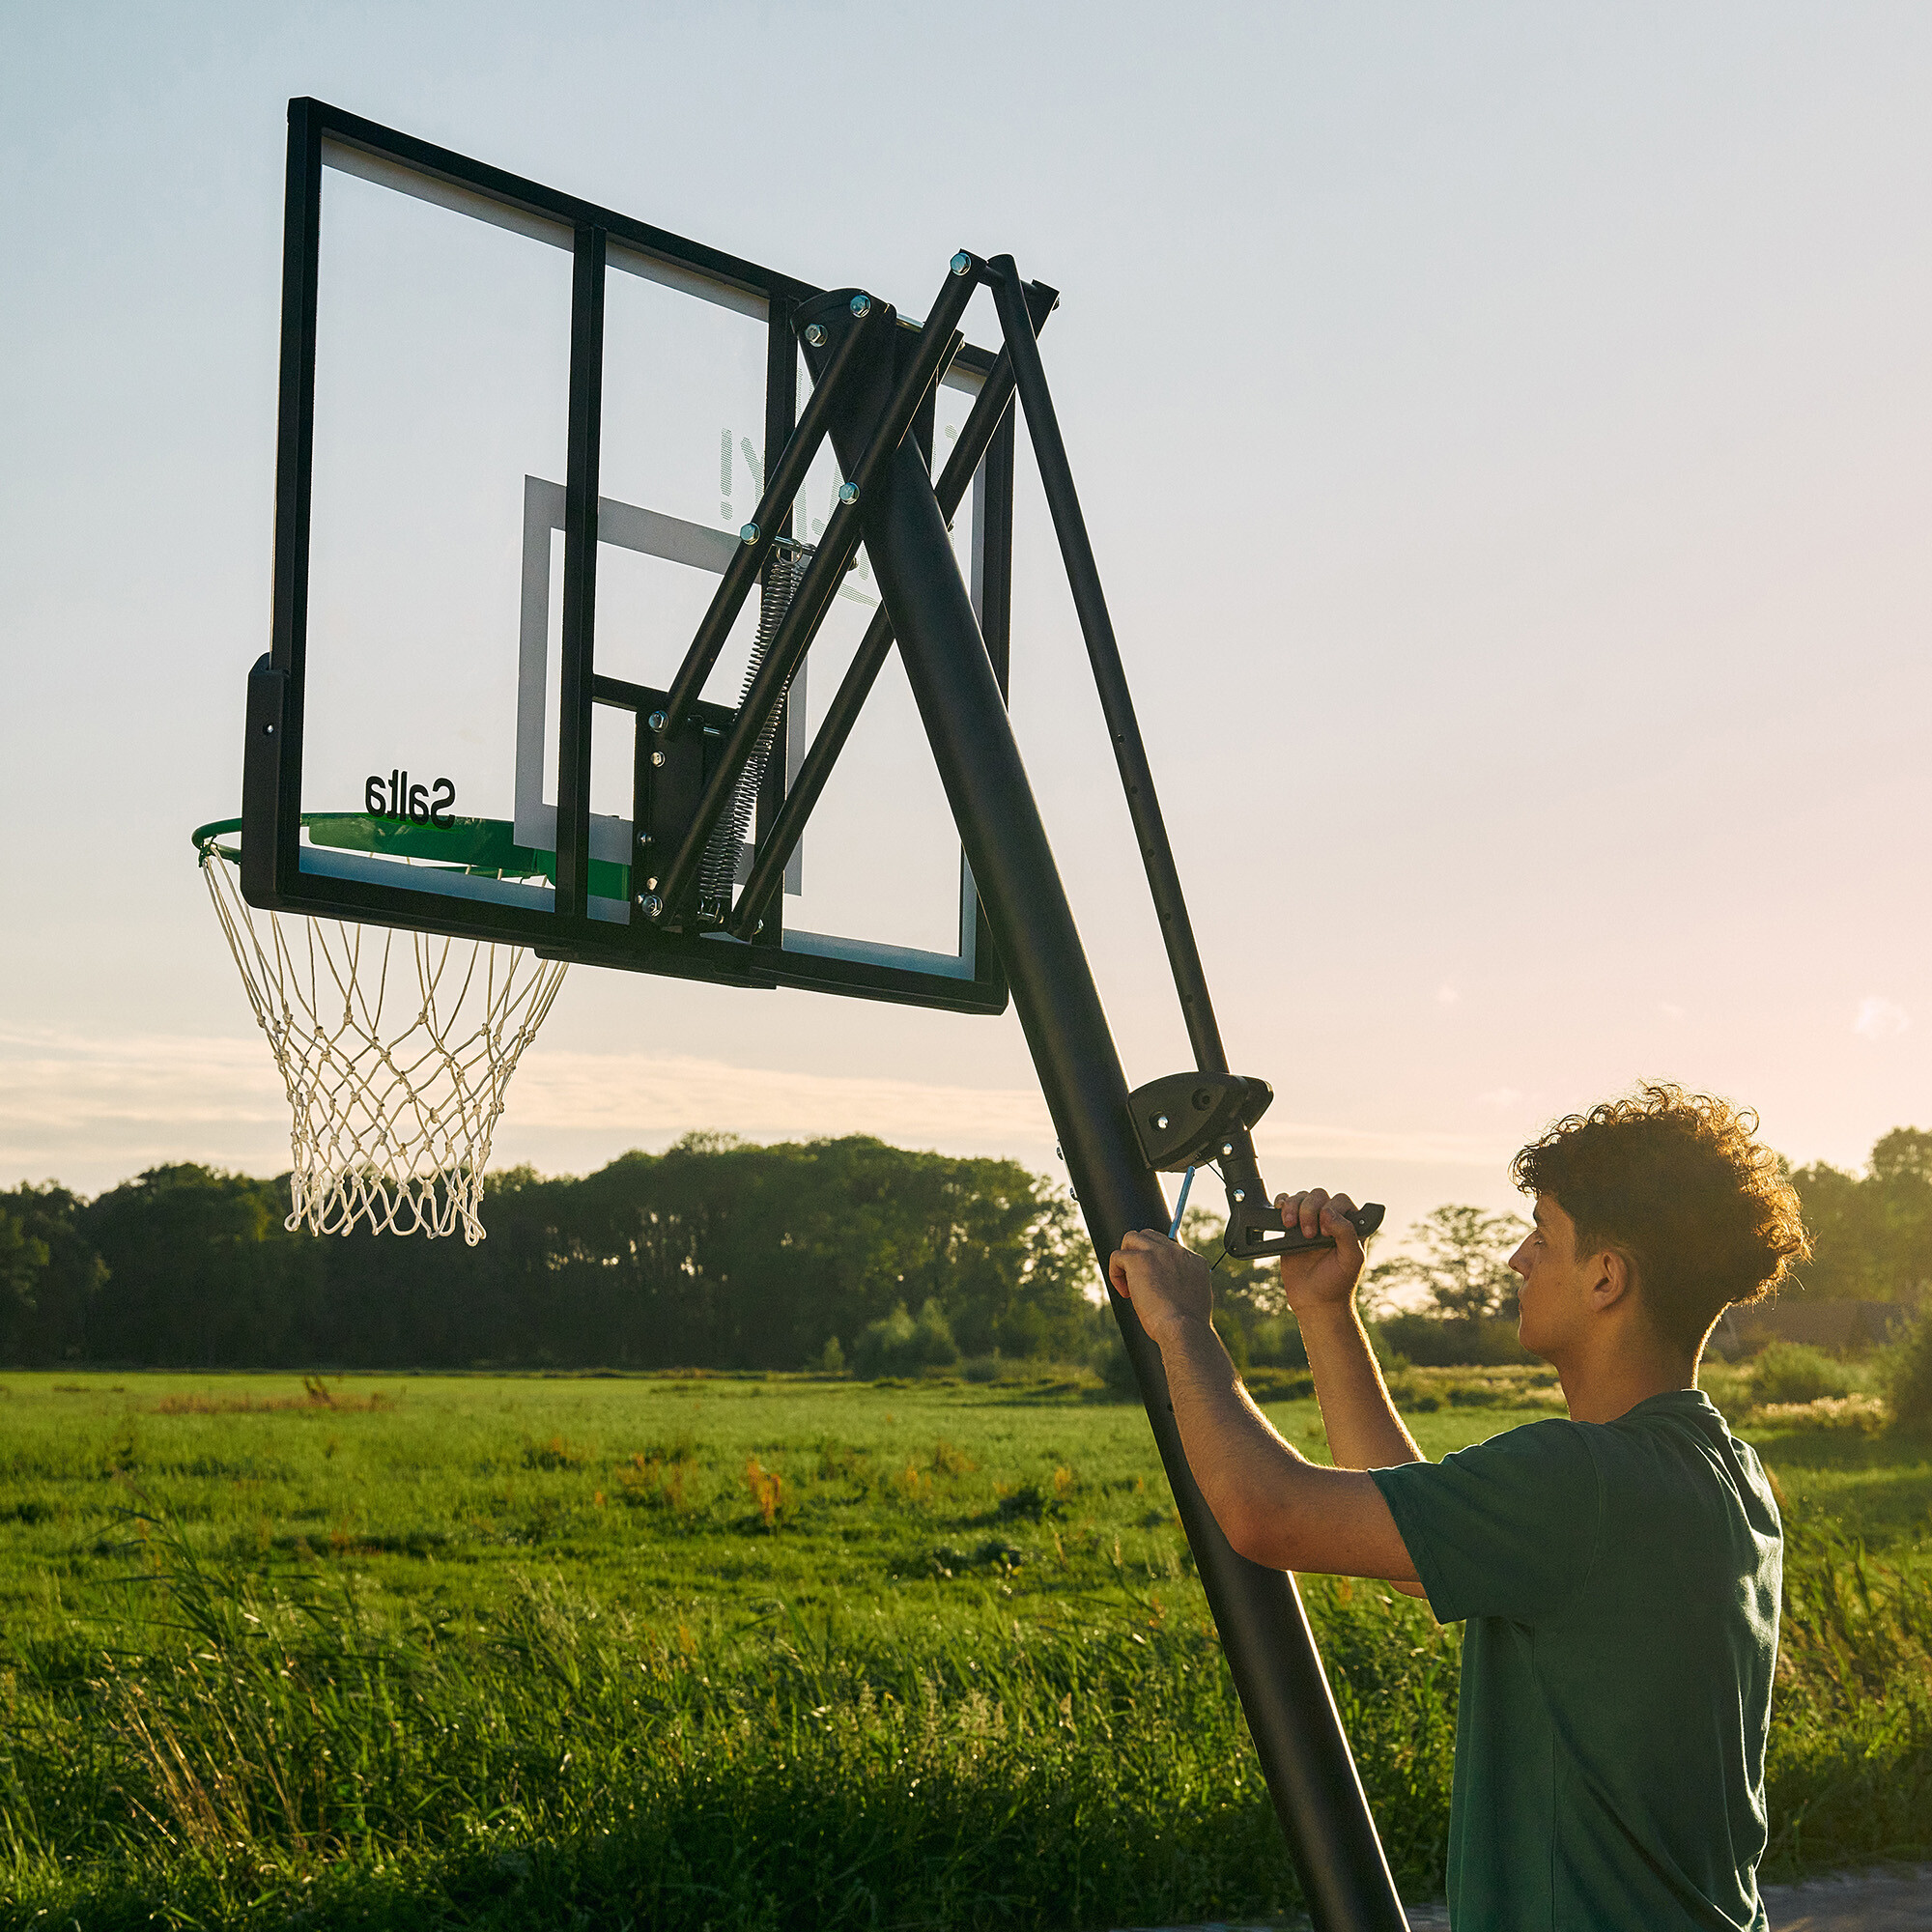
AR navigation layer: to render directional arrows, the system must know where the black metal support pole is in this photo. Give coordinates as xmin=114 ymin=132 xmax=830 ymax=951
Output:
xmin=802 ymin=287 xmax=1406 ymax=1932
xmin=985 ymin=257 xmax=1229 ymax=1074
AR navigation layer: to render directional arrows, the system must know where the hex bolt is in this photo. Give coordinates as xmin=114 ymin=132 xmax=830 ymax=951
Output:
xmin=641 ymin=895 xmax=664 ymax=920
xmin=1153 ymin=1113 xmax=1170 ymax=1131
xmin=740 ymin=523 xmax=759 ymax=544
xmin=838 ymin=481 xmax=859 ymax=505
xmin=1221 ymin=1142 xmax=1234 ymax=1157
xmin=951 ymin=251 xmax=972 ymax=276
xmin=651 ymin=751 xmax=666 ymax=768
xmin=647 ymin=709 xmax=667 ymax=732
xmin=804 ymin=322 xmax=827 ymax=348
xmin=849 ymin=294 xmax=871 ymax=318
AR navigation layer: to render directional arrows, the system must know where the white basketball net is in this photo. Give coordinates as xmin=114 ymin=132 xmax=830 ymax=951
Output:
xmin=198 ymin=838 xmax=567 ymax=1243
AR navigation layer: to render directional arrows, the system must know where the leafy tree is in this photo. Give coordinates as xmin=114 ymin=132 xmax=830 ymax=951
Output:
xmin=0 ymin=1208 xmax=49 ymax=1332
xmin=83 ymin=1165 xmax=322 ymax=1366
xmin=1365 ymin=1205 xmax=1527 ymax=1321
xmin=1790 ymin=1126 xmax=1932 ymax=1306
xmin=0 ymin=1184 xmax=106 ymax=1364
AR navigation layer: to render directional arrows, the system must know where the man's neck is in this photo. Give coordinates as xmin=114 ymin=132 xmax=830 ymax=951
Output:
xmin=1554 ymin=1340 xmax=1699 ymax=1425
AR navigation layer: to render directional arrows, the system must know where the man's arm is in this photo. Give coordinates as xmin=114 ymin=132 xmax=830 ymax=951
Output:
xmin=1109 ymin=1219 xmax=1418 ymax=1583
xmin=1274 ymin=1189 xmax=1424 ymax=1473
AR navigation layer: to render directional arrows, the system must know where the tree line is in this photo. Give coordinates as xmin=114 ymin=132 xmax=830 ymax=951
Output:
xmin=1 ymin=1125 xmax=1923 ymax=1372
xmin=0 ymin=1136 xmax=1095 ymax=1371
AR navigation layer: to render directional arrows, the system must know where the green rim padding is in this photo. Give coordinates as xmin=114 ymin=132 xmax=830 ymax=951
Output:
xmin=189 ymin=813 xmax=631 ymax=903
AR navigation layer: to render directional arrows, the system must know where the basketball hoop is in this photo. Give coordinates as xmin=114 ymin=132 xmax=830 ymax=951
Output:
xmin=191 ymin=816 xmax=567 ymax=1243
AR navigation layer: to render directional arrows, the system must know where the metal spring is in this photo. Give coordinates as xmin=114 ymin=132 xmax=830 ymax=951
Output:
xmin=697 ymin=545 xmax=807 ymax=914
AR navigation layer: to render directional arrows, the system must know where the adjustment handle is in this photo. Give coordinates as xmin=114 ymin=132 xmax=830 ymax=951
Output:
xmin=1224 ymin=1197 xmax=1386 ymax=1262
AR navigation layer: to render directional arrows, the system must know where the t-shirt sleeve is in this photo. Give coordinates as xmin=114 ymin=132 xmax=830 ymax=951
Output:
xmin=1368 ymin=1419 xmax=1604 ymax=1625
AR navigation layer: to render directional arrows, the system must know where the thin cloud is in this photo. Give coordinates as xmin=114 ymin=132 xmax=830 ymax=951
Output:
xmin=0 ymin=1025 xmax=1515 ymax=1187
xmin=1853 ymin=996 xmax=1908 ymax=1041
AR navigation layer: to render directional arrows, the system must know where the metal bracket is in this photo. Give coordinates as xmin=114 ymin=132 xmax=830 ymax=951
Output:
xmin=1127 ymin=1070 xmax=1385 ymax=1259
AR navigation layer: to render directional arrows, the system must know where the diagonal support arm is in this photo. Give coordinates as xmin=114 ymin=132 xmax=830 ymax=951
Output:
xmin=727 ymin=276 xmax=1058 ymax=942
xmin=648 ymin=261 xmax=979 ymax=927
xmin=657 ymin=302 xmax=881 ymax=740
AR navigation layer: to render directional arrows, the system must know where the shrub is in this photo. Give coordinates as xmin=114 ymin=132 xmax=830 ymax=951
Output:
xmin=1884 ymin=1315 xmax=1932 ymax=1433
xmin=851 ymin=1299 xmax=958 ymax=1378
xmin=1375 ymin=1314 xmax=1531 ymax=1367
xmin=1247 ymin=1315 xmax=1308 ymax=1368
xmin=818 ymin=1335 xmax=845 ymax=1375
xmin=1750 ymin=1342 xmax=1854 ymax=1408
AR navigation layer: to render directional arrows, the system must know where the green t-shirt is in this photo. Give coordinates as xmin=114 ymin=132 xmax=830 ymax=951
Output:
xmin=1369 ymin=1390 xmax=1780 ymax=1931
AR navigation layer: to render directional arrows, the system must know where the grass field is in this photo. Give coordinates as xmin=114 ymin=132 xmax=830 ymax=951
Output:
xmin=1 ymin=1365 xmax=1928 ymax=1929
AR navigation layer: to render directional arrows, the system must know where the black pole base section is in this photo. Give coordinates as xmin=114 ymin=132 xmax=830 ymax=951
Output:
xmin=797 ymin=287 xmax=1407 ymax=1932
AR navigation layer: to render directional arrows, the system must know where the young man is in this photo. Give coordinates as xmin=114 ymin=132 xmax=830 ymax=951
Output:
xmin=1108 ymin=1083 xmax=1808 ymax=1932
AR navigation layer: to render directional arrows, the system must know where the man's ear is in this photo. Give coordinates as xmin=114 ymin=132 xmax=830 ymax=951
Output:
xmin=1587 ymin=1247 xmax=1636 ymax=1313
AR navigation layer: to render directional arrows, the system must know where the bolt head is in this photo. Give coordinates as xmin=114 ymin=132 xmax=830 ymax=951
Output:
xmin=641 ymin=895 xmax=664 ymax=920
xmin=951 ymin=251 xmax=972 ymax=276
xmin=1234 ymin=1188 xmax=1246 ymax=1203
xmin=837 ymin=481 xmax=859 ymax=505
xmin=647 ymin=709 xmax=667 ymax=732
xmin=651 ymin=751 xmax=666 ymax=767
xmin=1153 ymin=1113 xmax=1169 ymax=1131
xmin=645 ymin=876 xmax=657 ymax=890
xmin=849 ymin=294 xmax=870 ymax=318
xmin=740 ymin=523 xmax=759 ymax=544
xmin=804 ymin=322 xmax=827 ymax=348
xmin=1221 ymin=1142 xmax=1234 ymax=1157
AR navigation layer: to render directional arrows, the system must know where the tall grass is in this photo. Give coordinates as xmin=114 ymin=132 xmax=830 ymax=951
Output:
xmin=1 ymin=1503 xmax=1925 ymax=1928
xmin=0 ymin=1503 xmax=1453 ymax=1929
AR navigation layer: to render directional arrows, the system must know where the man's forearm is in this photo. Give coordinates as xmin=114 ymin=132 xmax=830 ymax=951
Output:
xmin=1156 ymin=1312 xmax=1417 ymax=1580
xmin=1296 ymin=1302 xmax=1424 ymax=1471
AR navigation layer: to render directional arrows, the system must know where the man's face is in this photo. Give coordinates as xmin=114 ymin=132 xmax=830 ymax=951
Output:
xmin=1508 ymin=1194 xmax=1597 ymax=1362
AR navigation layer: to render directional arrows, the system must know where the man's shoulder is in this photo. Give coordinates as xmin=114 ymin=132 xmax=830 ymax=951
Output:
xmin=1438 ymin=1412 xmax=1596 ymax=1475
xmin=1377 ymin=1414 xmax=1601 ymax=1520
xmin=1582 ymin=1389 xmax=1781 ymax=1540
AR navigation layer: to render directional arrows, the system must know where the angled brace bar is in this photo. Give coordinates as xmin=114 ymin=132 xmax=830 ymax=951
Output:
xmin=986 ymin=254 xmax=1229 ymax=1073
xmin=657 ymin=303 xmax=881 ymax=740
xmin=987 ymin=257 xmax=1359 ymax=1276
xmin=727 ymin=277 xmax=1059 ymax=942
xmin=649 ymin=261 xmax=978 ymax=927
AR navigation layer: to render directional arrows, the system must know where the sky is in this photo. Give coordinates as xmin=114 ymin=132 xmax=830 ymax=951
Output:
xmin=3 ymin=2 xmax=1929 ymax=1244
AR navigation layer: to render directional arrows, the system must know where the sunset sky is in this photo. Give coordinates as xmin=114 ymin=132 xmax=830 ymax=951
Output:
xmin=4 ymin=4 xmax=1929 ymax=1241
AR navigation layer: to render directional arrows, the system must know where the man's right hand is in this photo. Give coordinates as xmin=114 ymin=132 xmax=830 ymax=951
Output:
xmin=1273 ymin=1189 xmax=1368 ymax=1318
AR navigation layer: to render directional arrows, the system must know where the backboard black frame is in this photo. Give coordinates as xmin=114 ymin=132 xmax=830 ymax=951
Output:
xmin=246 ymin=96 xmax=1013 ymax=1015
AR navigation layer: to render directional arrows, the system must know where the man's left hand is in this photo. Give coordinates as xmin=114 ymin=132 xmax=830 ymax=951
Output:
xmin=1108 ymin=1229 xmax=1214 ymax=1350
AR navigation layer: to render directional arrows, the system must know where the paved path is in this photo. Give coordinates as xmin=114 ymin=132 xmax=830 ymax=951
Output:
xmin=1120 ymin=1862 xmax=1932 ymax=1931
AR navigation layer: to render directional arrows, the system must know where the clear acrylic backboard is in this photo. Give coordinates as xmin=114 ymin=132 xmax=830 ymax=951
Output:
xmin=249 ymin=99 xmax=1012 ymax=1014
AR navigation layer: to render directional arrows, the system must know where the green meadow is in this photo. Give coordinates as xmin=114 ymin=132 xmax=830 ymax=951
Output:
xmin=1 ymin=1366 xmax=1927 ymax=1929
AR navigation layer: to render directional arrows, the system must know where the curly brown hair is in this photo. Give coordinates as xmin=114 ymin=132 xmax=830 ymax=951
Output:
xmin=1511 ymin=1082 xmax=1810 ymax=1353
